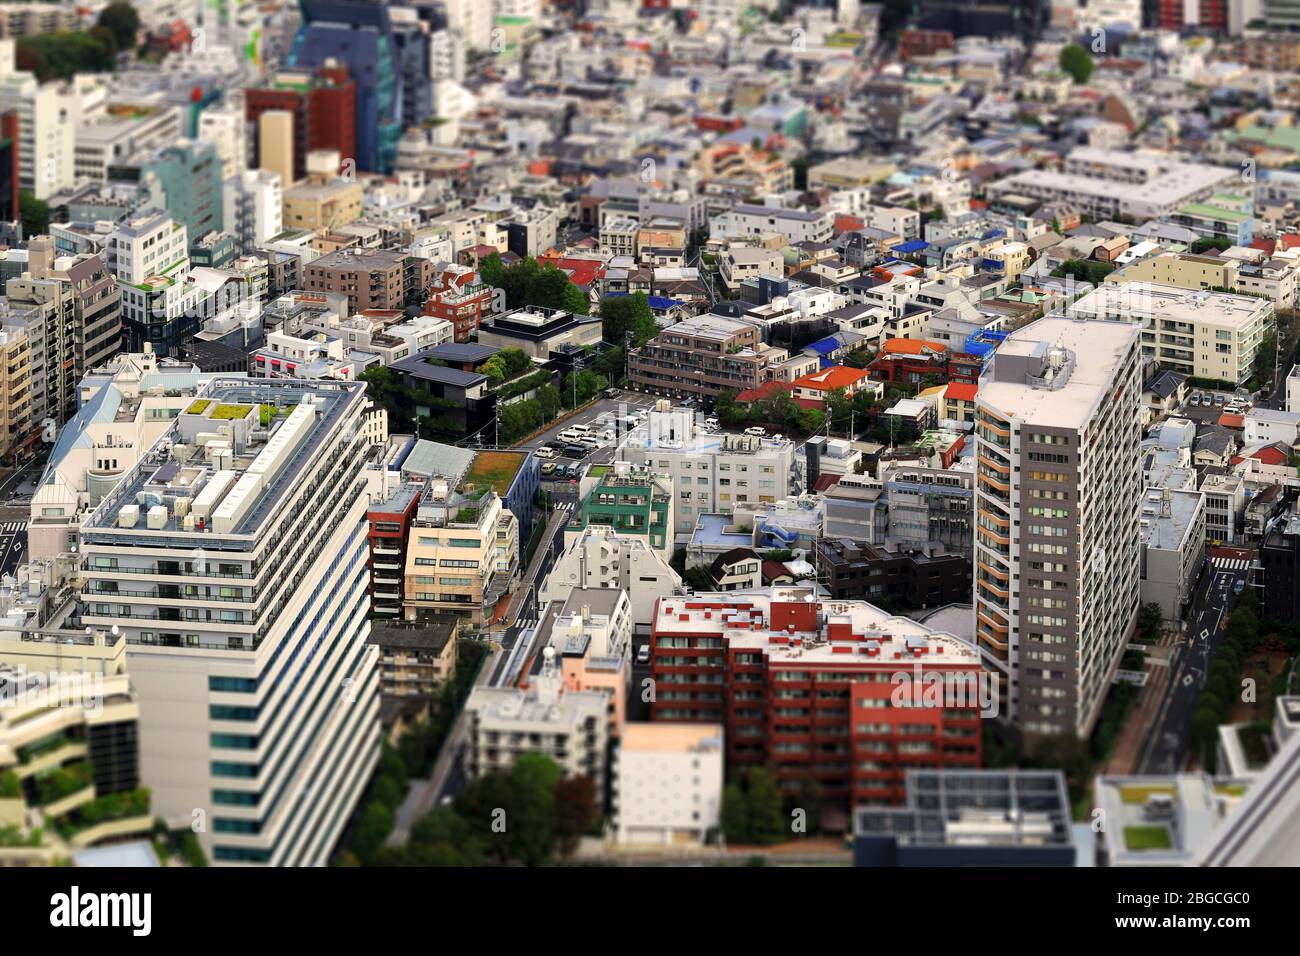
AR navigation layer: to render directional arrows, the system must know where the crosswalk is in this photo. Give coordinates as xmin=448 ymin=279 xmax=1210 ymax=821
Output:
xmin=516 ymin=618 xmax=538 ymax=632
xmin=1212 ymin=557 xmax=1251 ymax=571
xmin=0 ymin=521 xmax=25 ymax=534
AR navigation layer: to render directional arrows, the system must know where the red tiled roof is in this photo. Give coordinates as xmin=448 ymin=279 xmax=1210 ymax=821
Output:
xmin=944 ymin=382 xmax=978 ymax=402
xmin=1218 ymin=413 xmax=1245 ymax=429
xmin=833 ymin=214 xmax=865 ymax=234
xmin=736 ymin=381 xmax=792 ymax=403
xmin=1279 ymin=234 xmax=1300 ymax=251
xmin=882 ymin=338 xmax=946 ymax=356
xmin=792 ymin=365 xmax=874 ymax=392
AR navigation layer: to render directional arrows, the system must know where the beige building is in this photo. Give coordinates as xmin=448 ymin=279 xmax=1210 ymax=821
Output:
xmin=1106 ymin=252 xmax=1237 ymax=292
xmin=282 ymin=177 xmax=364 ymax=233
xmin=1071 ymin=284 xmax=1273 ymax=387
xmin=720 ymin=246 xmax=783 ymax=290
xmin=403 ymin=478 xmax=519 ymax=625
xmin=465 ymin=648 xmax=608 ymax=788
xmin=258 ymin=110 xmax=295 ymax=187
xmin=613 ymin=723 xmax=724 ymax=846
xmin=807 ymin=157 xmax=896 ymax=190
xmin=0 ymin=319 xmax=31 ymax=463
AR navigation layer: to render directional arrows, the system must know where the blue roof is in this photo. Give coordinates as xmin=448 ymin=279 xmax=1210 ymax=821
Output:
xmin=604 ymin=292 xmax=682 ymax=310
xmin=805 ymin=336 xmax=842 ymax=357
xmin=892 ymin=240 xmax=929 ymax=253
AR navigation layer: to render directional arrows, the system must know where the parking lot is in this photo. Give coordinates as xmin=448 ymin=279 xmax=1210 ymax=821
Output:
xmin=1178 ymin=388 xmax=1252 ymax=424
xmin=518 ymin=392 xmax=661 ymax=483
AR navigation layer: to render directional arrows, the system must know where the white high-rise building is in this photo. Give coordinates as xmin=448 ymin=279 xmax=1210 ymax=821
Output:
xmin=0 ymin=42 xmax=77 ymax=200
xmin=974 ymin=317 xmax=1142 ymax=738
xmin=75 ymin=379 xmax=381 ymax=865
xmin=224 ymin=169 xmax=284 ymax=255
xmin=443 ymin=0 xmax=493 ymax=50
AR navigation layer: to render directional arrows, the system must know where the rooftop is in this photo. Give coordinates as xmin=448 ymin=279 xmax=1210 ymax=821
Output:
xmin=83 ymin=380 xmax=361 ymax=543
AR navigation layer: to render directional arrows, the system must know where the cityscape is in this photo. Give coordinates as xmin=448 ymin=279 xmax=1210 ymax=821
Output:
xmin=0 ymin=0 xmax=1293 ymax=898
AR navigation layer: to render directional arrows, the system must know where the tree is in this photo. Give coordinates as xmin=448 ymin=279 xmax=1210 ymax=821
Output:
xmin=598 ymin=293 xmax=658 ymax=349
xmin=720 ymin=782 xmax=749 ymax=844
xmin=350 ymin=802 xmax=395 ymax=864
xmin=98 ymin=1 xmax=140 ymax=52
xmin=505 ymin=753 xmax=562 ymax=866
xmin=480 ymin=253 xmax=589 ymax=315
xmin=745 ymin=767 xmax=786 ymax=845
xmin=406 ymin=806 xmax=485 ymax=866
xmin=1059 ymin=43 xmax=1094 ymax=85
xmin=19 ymin=191 xmax=49 ymax=240
xmin=1137 ymin=602 xmax=1164 ymax=640
xmin=554 ymin=774 xmax=597 ymax=857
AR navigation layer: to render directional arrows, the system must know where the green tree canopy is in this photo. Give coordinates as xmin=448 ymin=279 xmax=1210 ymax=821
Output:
xmin=1059 ymin=43 xmax=1094 ymax=85
xmin=598 ymin=292 xmax=658 ymax=348
xmin=98 ymin=1 xmax=140 ymax=51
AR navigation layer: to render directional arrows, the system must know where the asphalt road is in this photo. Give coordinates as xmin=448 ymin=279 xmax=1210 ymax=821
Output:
xmin=517 ymin=392 xmax=660 ymax=469
xmin=1138 ymin=554 xmax=1252 ymax=774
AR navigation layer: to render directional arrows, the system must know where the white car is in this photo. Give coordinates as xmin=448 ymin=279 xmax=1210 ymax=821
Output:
xmin=705 ymin=418 xmax=719 ymax=430
xmin=534 ymin=446 xmax=557 ymax=460
xmin=744 ymin=426 xmax=766 ymax=437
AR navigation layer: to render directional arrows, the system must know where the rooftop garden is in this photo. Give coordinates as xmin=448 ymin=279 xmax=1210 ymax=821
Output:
xmin=32 ymin=761 xmax=93 ymax=805
xmin=259 ymin=403 xmax=295 ymax=428
xmin=186 ymin=399 xmax=212 ymax=415
xmin=588 ymin=464 xmax=611 ymax=478
xmin=464 ymin=451 xmax=524 ymax=497
xmin=1119 ymin=784 xmax=1175 ymax=805
xmin=210 ymin=403 xmax=255 ymax=421
xmin=1123 ymin=825 xmax=1173 ymax=852
xmin=0 ymin=825 xmax=43 ymax=848
xmin=54 ymin=787 xmax=150 ymax=840
xmin=0 ymin=770 xmax=20 ymax=798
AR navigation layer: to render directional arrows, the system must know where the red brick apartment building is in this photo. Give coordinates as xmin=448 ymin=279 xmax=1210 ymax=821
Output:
xmin=649 ymin=588 xmax=984 ymax=814
xmin=424 ymin=267 xmax=495 ymax=342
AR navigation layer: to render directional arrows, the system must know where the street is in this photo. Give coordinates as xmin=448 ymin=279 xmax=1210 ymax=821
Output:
xmin=1138 ymin=551 xmax=1252 ymax=774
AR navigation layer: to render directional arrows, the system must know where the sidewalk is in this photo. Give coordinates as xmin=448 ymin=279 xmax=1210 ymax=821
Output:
xmin=1102 ymin=628 xmax=1179 ymax=776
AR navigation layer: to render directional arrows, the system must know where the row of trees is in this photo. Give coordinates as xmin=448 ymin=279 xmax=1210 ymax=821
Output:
xmin=336 ymin=641 xmax=488 ymax=866
xmin=480 ymin=254 xmax=589 ymax=315
xmin=720 ymin=768 xmax=822 ymax=845
xmin=1189 ymin=589 xmax=1266 ymax=767
xmin=15 ymin=2 xmax=139 ymax=82
xmin=717 ymin=388 xmax=825 ymax=437
xmin=345 ymin=754 xmax=598 ymax=866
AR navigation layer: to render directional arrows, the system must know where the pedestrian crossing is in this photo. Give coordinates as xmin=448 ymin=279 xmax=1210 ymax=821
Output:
xmin=517 ymin=618 xmax=538 ymax=632
xmin=0 ymin=521 xmax=25 ymax=534
xmin=1212 ymin=557 xmax=1251 ymax=571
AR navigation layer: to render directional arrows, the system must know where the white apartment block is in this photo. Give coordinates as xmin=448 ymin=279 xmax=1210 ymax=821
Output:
xmin=1200 ymin=470 xmax=1246 ymax=545
xmin=986 ymin=147 xmax=1239 ymax=222
xmin=76 ymin=105 xmax=182 ymax=184
xmin=74 ymin=380 xmax=381 ymax=865
xmin=225 ymin=169 xmax=283 ymax=255
xmin=620 ymin=405 xmax=797 ymax=534
xmin=613 ymin=723 xmax=724 ymax=846
xmin=1070 ymin=284 xmax=1273 ymax=387
xmin=710 ymin=203 xmax=833 ymax=245
xmin=0 ymin=68 xmax=76 ymax=199
xmin=465 ymin=649 xmax=608 ymax=788
xmin=539 ymin=525 xmax=682 ymax=634
xmin=1288 ymin=364 xmax=1300 ymax=414
xmin=975 ymin=317 xmax=1143 ymax=738
xmin=1139 ymin=487 xmax=1207 ymax=622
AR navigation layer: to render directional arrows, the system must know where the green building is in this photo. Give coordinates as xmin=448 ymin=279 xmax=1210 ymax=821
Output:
xmin=567 ymin=465 xmax=674 ymax=556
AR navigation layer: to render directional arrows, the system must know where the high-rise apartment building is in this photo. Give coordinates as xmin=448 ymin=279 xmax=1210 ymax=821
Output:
xmin=74 ymin=379 xmax=381 ymax=865
xmin=974 ymin=317 xmax=1143 ymax=738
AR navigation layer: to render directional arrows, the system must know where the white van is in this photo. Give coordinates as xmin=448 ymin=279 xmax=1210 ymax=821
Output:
xmin=566 ymin=423 xmax=594 ymax=437
xmin=744 ymin=426 xmax=766 ymax=437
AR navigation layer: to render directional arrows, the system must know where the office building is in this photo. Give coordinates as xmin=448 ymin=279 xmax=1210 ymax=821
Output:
xmin=75 ymin=380 xmax=381 ymax=865
xmin=975 ymin=317 xmax=1143 ymax=737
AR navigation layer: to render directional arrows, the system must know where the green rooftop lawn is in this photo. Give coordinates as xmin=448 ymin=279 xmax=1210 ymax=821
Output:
xmin=1123 ymin=825 xmax=1173 ymax=852
xmin=1119 ymin=784 xmax=1175 ymax=805
xmin=209 ymin=403 xmax=255 ymax=421
xmin=186 ymin=399 xmax=212 ymax=415
xmin=464 ymin=451 xmax=524 ymax=497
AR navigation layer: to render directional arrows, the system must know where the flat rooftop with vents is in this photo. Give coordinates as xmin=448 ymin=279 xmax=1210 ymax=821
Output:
xmin=82 ymin=379 xmax=363 ymax=545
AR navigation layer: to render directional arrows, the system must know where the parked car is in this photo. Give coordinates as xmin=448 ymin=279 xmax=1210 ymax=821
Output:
xmin=705 ymin=417 xmax=719 ymax=430
xmin=1190 ymin=393 xmax=1201 ymax=406
xmin=544 ymin=440 xmax=567 ymax=451
xmin=1215 ymin=393 xmax=1226 ymax=406
xmin=534 ymin=446 xmax=557 ymax=460
xmin=563 ymin=444 xmax=588 ymax=459
xmin=540 ymin=462 xmax=556 ymax=476
xmin=744 ymin=426 xmax=766 ymax=436
xmin=636 ymin=645 xmax=651 ymax=664
xmin=604 ymin=387 xmax=620 ymax=398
